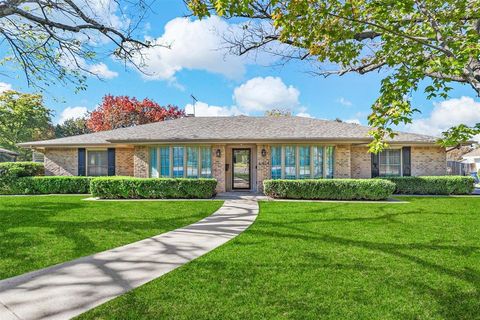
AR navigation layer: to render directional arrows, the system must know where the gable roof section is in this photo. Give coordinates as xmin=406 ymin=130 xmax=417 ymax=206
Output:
xmin=18 ymin=116 xmax=438 ymax=148
xmin=463 ymin=148 xmax=480 ymax=158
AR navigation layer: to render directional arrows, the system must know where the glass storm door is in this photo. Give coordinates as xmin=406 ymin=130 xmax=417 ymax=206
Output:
xmin=232 ymin=149 xmax=251 ymax=190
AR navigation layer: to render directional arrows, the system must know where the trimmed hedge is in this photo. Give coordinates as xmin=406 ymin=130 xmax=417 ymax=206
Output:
xmin=0 ymin=161 xmax=44 ymax=178
xmin=263 ymin=179 xmax=396 ymax=200
xmin=90 ymin=177 xmax=218 ymax=199
xmin=1 ymin=176 xmax=92 ymax=195
xmin=385 ymin=176 xmax=475 ymax=195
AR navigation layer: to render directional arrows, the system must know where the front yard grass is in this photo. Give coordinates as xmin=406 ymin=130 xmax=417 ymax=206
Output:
xmin=0 ymin=196 xmax=223 ymax=280
xmin=79 ymin=197 xmax=480 ymax=320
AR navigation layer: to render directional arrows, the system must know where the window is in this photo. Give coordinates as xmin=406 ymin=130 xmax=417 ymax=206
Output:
xmin=173 ymin=147 xmax=184 ymax=178
xmin=312 ymin=146 xmax=324 ymax=178
xmin=379 ymin=149 xmax=401 ymax=176
xmin=159 ymin=147 xmax=170 ymax=177
xmin=325 ymin=146 xmax=335 ymax=178
xmin=270 ymin=146 xmax=282 ymax=179
xmin=201 ymin=147 xmax=212 ymax=178
xmin=87 ymin=150 xmax=108 ymax=176
xmin=270 ymin=145 xmax=335 ymax=179
xmin=298 ymin=146 xmax=310 ymax=179
xmin=284 ymin=145 xmax=296 ymax=179
xmin=149 ymin=146 xmax=212 ymax=179
xmin=186 ymin=147 xmax=199 ymax=177
xmin=149 ymin=148 xmax=159 ymax=178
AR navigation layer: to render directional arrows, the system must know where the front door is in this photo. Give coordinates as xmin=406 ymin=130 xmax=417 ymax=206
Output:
xmin=232 ymin=148 xmax=251 ymax=190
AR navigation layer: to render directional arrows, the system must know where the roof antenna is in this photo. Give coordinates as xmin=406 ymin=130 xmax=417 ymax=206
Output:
xmin=189 ymin=94 xmax=198 ymax=117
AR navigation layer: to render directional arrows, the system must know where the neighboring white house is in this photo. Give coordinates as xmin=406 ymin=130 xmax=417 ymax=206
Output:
xmin=462 ymin=148 xmax=480 ymax=173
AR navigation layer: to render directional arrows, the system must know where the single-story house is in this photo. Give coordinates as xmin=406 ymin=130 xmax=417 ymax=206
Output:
xmin=0 ymin=148 xmax=18 ymax=162
xmin=462 ymin=148 xmax=480 ymax=173
xmin=19 ymin=116 xmax=447 ymax=193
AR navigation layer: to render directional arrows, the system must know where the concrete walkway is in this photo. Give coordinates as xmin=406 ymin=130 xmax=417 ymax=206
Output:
xmin=0 ymin=199 xmax=258 ymax=320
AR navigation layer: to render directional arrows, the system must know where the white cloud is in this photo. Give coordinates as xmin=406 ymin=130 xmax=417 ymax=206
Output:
xmin=58 ymin=106 xmax=89 ymax=123
xmin=336 ymin=97 xmax=353 ymax=107
xmin=58 ymin=53 xmax=118 ymax=80
xmin=0 ymin=82 xmax=12 ymax=93
xmin=296 ymin=112 xmax=313 ymax=118
xmin=185 ymin=101 xmax=242 ymax=117
xmin=87 ymin=63 xmax=118 ymax=79
xmin=135 ymin=16 xmax=248 ymax=81
xmin=345 ymin=119 xmax=361 ymax=125
xmin=406 ymin=96 xmax=480 ymax=141
xmin=233 ymin=76 xmax=300 ymax=113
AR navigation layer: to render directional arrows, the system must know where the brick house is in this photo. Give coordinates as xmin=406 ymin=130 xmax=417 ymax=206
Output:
xmin=19 ymin=116 xmax=447 ymax=193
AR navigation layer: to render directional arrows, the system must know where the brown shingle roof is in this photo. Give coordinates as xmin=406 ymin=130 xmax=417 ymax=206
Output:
xmin=18 ymin=116 xmax=439 ymax=147
xmin=463 ymin=148 xmax=480 ymax=158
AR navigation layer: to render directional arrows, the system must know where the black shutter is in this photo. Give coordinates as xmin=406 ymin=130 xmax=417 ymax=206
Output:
xmin=371 ymin=153 xmax=379 ymax=178
xmin=107 ymin=148 xmax=116 ymax=176
xmin=78 ymin=148 xmax=86 ymax=176
xmin=402 ymin=147 xmax=411 ymax=176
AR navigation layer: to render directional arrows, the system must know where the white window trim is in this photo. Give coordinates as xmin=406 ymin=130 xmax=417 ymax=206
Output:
xmin=271 ymin=144 xmax=335 ymax=179
xmin=86 ymin=148 xmax=108 ymax=177
xmin=378 ymin=148 xmax=403 ymax=177
xmin=149 ymin=145 xmax=212 ymax=178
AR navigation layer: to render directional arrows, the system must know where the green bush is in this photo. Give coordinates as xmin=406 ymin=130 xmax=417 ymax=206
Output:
xmin=90 ymin=177 xmax=218 ymax=199
xmin=2 ymin=176 xmax=92 ymax=195
xmin=263 ymin=179 xmax=396 ymax=200
xmin=0 ymin=161 xmax=44 ymax=178
xmin=385 ymin=176 xmax=475 ymax=195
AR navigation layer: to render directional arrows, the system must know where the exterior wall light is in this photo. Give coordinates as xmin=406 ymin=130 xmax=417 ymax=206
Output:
xmin=261 ymin=148 xmax=267 ymax=157
xmin=216 ymin=149 xmax=221 ymax=158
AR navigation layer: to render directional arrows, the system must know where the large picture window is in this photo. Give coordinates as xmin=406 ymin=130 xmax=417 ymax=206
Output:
xmin=270 ymin=145 xmax=335 ymax=179
xmin=87 ymin=150 xmax=108 ymax=176
xmin=271 ymin=146 xmax=282 ymax=179
xmin=284 ymin=145 xmax=297 ymax=179
xmin=379 ymin=149 xmax=401 ymax=177
xmin=149 ymin=146 xmax=212 ymax=179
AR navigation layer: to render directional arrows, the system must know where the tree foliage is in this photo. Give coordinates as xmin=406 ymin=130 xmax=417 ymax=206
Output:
xmin=0 ymin=90 xmax=53 ymax=160
xmin=264 ymin=108 xmax=292 ymax=116
xmin=86 ymin=95 xmax=185 ymax=132
xmin=0 ymin=0 xmax=157 ymax=90
xmin=188 ymin=0 xmax=480 ymax=150
xmin=55 ymin=117 xmax=90 ymax=138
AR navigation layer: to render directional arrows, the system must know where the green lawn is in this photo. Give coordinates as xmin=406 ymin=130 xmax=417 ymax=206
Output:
xmin=79 ymin=197 xmax=480 ymax=320
xmin=0 ymin=196 xmax=223 ymax=280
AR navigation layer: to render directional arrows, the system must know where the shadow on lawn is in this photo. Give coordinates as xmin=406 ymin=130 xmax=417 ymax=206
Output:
xmin=250 ymin=206 xmax=480 ymax=319
xmin=0 ymin=200 xmax=209 ymax=279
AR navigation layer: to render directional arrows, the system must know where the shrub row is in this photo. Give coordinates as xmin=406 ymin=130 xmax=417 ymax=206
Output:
xmin=0 ymin=162 xmax=44 ymax=178
xmin=263 ymin=179 xmax=396 ymax=200
xmin=384 ymin=176 xmax=475 ymax=195
xmin=1 ymin=176 xmax=93 ymax=195
xmin=90 ymin=177 xmax=217 ymax=199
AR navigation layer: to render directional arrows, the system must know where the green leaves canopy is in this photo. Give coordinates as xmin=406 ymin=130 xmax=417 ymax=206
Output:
xmin=0 ymin=91 xmax=53 ymax=160
xmin=189 ymin=0 xmax=480 ymax=150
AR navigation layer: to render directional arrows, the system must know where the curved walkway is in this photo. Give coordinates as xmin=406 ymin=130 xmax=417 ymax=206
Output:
xmin=0 ymin=198 xmax=258 ymax=320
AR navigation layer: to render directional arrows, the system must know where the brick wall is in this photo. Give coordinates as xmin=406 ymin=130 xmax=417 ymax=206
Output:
xmin=133 ymin=146 xmax=149 ymax=178
xmin=351 ymin=146 xmax=371 ymax=178
xmin=116 ymin=148 xmax=134 ymax=176
xmin=411 ymin=146 xmax=447 ymax=176
xmin=334 ymin=145 xmax=351 ymax=178
xmin=212 ymin=145 xmax=226 ymax=193
xmin=256 ymin=144 xmax=271 ymax=192
xmin=44 ymin=148 xmax=77 ymax=176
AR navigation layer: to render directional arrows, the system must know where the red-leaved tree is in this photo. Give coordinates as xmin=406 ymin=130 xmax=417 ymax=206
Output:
xmin=86 ymin=95 xmax=185 ymax=132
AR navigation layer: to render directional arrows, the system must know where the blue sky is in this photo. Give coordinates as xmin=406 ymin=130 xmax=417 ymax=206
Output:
xmin=2 ymin=0 xmax=480 ymax=139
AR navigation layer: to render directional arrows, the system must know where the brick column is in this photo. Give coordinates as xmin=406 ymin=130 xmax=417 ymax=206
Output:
xmin=116 ymin=148 xmax=135 ymax=176
xmin=256 ymin=144 xmax=271 ymax=192
xmin=350 ymin=146 xmax=371 ymax=178
xmin=334 ymin=145 xmax=352 ymax=178
xmin=212 ymin=144 xmax=226 ymax=193
xmin=133 ymin=146 xmax=149 ymax=178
